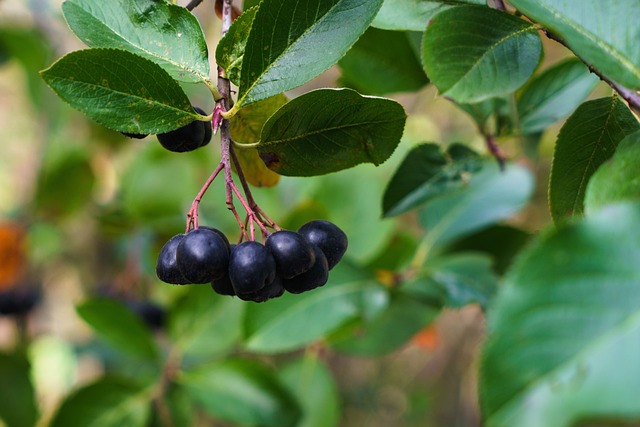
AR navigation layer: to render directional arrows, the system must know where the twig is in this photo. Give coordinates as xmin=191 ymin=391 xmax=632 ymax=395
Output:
xmin=185 ymin=0 xmax=203 ymax=11
xmin=541 ymin=27 xmax=640 ymax=115
xmin=484 ymin=134 xmax=506 ymax=171
xmin=491 ymin=0 xmax=507 ymax=11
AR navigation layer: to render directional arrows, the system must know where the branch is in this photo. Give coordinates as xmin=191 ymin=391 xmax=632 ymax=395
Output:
xmin=541 ymin=28 xmax=640 ymax=115
xmin=185 ymin=0 xmax=203 ymax=11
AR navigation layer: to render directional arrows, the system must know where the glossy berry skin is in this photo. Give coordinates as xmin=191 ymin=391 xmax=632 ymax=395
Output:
xmin=265 ymin=230 xmax=315 ymax=279
xmin=199 ymin=226 xmax=231 ymax=253
xmin=237 ymin=276 xmax=285 ymax=302
xmin=229 ymin=241 xmax=276 ymax=295
xmin=156 ymin=234 xmax=190 ymax=284
xmin=283 ymin=244 xmax=329 ymax=294
xmin=297 ymin=220 xmax=348 ymax=270
xmin=156 ymin=107 xmax=212 ymax=152
xmin=177 ymin=228 xmax=230 ymax=284
xmin=211 ymin=274 xmax=236 ymax=296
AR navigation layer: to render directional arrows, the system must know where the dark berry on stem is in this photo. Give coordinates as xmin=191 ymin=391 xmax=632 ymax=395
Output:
xmin=156 ymin=106 xmax=211 ymax=153
xmin=199 ymin=226 xmax=231 ymax=253
xmin=298 ymin=220 xmax=348 ymax=270
xmin=177 ymin=228 xmax=230 ymax=284
xmin=211 ymin=273 xmax=236 ymax=296
xmin=229 ymin=241 xmax=276 ymax=295
xmin=283 ymin=244 xmax=329 ymax=294
xmin=266 ymin=230 xmax=315 ymax=279
xmin=156 ymin=234 xmax=190 ymax=284
xmin=237 ymin=276 xmax=285 ymax=302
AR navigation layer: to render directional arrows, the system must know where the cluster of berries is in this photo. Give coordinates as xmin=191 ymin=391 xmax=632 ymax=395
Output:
xmin=156 ymin=220 xmax=348 ymax=302
xmin=123 ymin=106 xmax=212 ymax=153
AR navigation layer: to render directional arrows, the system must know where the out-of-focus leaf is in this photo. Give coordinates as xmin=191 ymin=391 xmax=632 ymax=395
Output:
xmin=404 ymin=253 xmax=498 ymax=310
xmin=243 ymin=261 xmax=386 ymax=354
xmin=518 ymin=59 xmax=599 ymax=134
xmin=509 ymin=0 xmax=640 ymax=90
xmin=76 ymin=298 xmax=159 ymax=361
xmin=180 ymin=358 xmax=301 ymax=427
xmin=481 ymin=202 xmax=640 ymax=426
xmin=34 ymin=148 xmax=95 ymax=218
xmin=148 ymin=383 xmax=193 ymax=427
xmin=216 ymin=6 xmax=258 ymax=85
xmin=585 ymin=130 xmax=640 ymax=215
xmin=445 ymin=225 xmax=531 ymax=275
xmin=423 ymin=6 xmax=541 ymax=103
xmin=50 ymin=377 xmax=151 ymax=427
xmin=549 ymin=97 xmax=639 ymax=223
xmin=382 ymin=143 xmax=481 ymax=217
xmin=338 ymin=28 xmax=428 ymax=95
xmin=255 ymin=88 xmax=406 ymax=176
xmin=41 ymin=49 xmax=202 ymax=134
xmin=169 ymin=286 xmax=245 ymax=362
xmin=372 ymin=0 xmax=484 ymax=31
xmin=63 ymin=0 xmax=210 ymax=83
xmin=456 ymin=97 xmax=509 ymax=130
xmin=230 ymin=94 xmax=287 ymax=187
xmin=419 ymin=162 xmax=534 ymax=251
xmin=278 ymin=357 xmax=340 ymax=427
xmin=330 ymin=293 xmax=438 ymax=356
xmin=0 ymin=352 xmax=38 ymax=427
xmin=237 ymin=0 xmax=384 ymax=107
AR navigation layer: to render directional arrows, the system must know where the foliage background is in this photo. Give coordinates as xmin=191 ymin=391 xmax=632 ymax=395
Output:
xmin=0 ymin=0 xmax=635 ymax=426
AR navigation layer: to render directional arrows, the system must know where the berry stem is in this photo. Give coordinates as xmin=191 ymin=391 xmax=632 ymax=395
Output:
xmin=186 ymin=162 xmax=224 ymax=232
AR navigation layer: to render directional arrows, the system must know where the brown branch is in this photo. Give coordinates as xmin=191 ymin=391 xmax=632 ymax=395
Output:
xmin=541 ymin=28 xmax=640 ymax=115
xmin=185 ymin=0 xmax=203 ymax=11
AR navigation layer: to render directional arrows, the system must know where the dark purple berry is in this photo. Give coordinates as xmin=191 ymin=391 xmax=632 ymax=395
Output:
xmin=126 ymin=300 xmax=166 ymax=330
xmin=237 ymin=276 xmax=285 ymax=302
xmin=283 ymin=244 xmax=329 ymax=294
xmin=265 ymin=230 xmax=315 ymax=278
xmin=177 ymin=228 xmax=230 ymax=284
xmin=199 ymin=226 xmax=231 ymax=253
xmin=298 ymin=220 xmax=347 ymax=270
xmin=211 ymin=274 xmax=236 ymax=296
xmin=0 ymin=287 xmax=40 ymax=316
xmin=229 ymin=241 xmax=276 ymax=295
xmin=156 ymin=234 xmax=190 ymax=284
xmin=156 ymin=107 xmax=211 ymax=153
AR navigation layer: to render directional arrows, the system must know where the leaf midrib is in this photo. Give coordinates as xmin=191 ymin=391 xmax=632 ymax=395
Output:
xmin=68 ymin=2 xmax=208 ymax=81
xmin=444 ymin=24 xmax=537 ymax=96
xmin=530 ymin=0 xmax=640 ymax=82
xmin=238 ymin=0 xmax=345 ymax=106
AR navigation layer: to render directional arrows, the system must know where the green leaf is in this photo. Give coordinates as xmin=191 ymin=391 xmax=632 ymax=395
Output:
xmin=338 ymin=27 xmax=428 ymax=95
xmin=237 ymin=0 xmax=384 ymax=107
xmin=148 ymin=384 xmax=193 ymax=427
xmin=254 ymin=88 xmax=406 ymax=176
xmin=243 ymin=262 xmax=386 ymax=354
xmin=0 ymin=353 xmax=38 ymax=427
xmin=372 ymin=0 xmax=484 ymax=31
xmin=76 ymin=298 xmax=159 ymax=361
xmin=216 ymin=6 xmax=258 ymax=85
xmin=230 ymin=94 xmax=288 ymax=187
xmin=62 ymin=0 xmax=210 ymax=83
xmin=278 ymin=358 xmax=340 ymax=427
xmin=51 ymin=377 xmax=150 ymax=427
xmin=180 ymin=359 xmax=301 ymax=427
xmin=445 ymin=225 xmax=531 ymax=275
xmin=509 ymin=0 xmax=640 ymax=90
xmin=331 ymin=293 xmax=438 ymax=356
xmin=419 ymin=161 xmax=534 ymax=251
xmin=549 ymin=96 xmax=639 ymax=223
xmin=480 ymin=202 xmax=640 ymax=426
xmin=456 ymin=97 xmax=509 ymax=130
xmin=169 ymin=286 xmax=245 ymax=362
xmin=422 ymin=6 xmax=542 ymax=103
xmin=518 ymin=59 xmax=599 ymax=135
xmin=404 ymin=253 xmax=498 ymax=310
xmin=41 ymin=48 xmax=201 ymax=134
xmin=585 ymin=130 xmax=640 ymax=215
xmin=382 ymin=143 xmax=482 ymax=217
